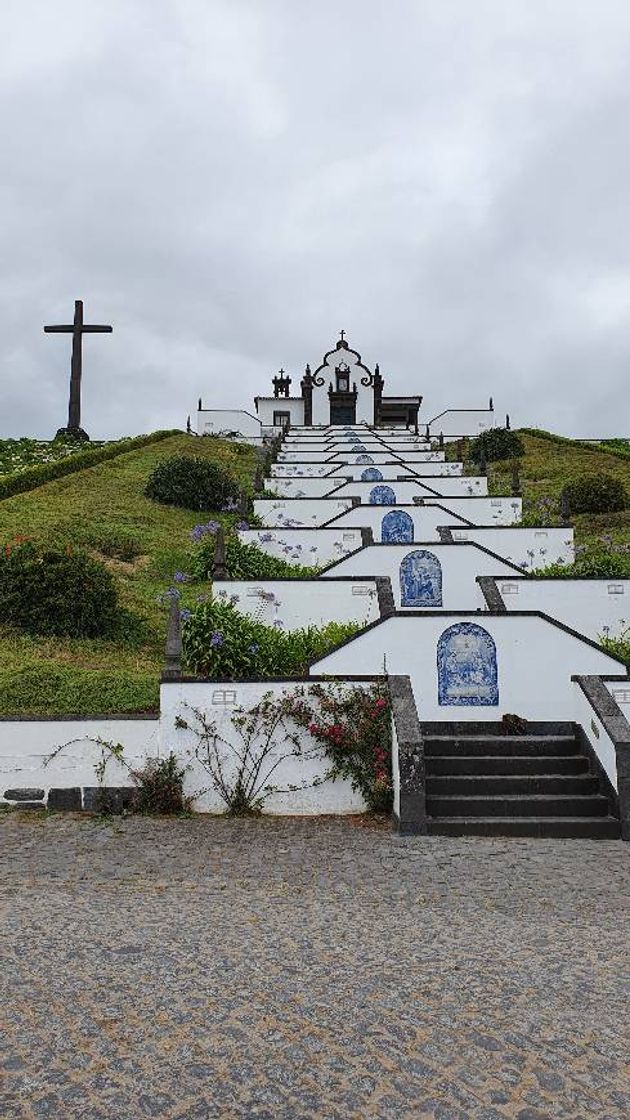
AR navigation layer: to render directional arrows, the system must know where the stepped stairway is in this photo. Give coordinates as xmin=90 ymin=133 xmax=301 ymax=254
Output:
xmin=423 ymin=721 xmax=620 ymax=838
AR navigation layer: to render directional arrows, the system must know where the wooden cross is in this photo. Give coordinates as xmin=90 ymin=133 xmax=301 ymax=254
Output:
xmin=44 ymin=299 xmax=112 ymax=435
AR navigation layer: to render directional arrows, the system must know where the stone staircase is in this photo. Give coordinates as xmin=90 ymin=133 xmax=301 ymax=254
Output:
xmin=423 ymin=721 xmax=621 ymax=838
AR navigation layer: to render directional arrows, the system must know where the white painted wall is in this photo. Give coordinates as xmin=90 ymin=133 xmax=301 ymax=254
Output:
xmin=310 ymin=615 xmax=621 ymax=722
xmin=448 ymin=527 xmax=574 ymax=570
xmin=238 ymin=527 xmax=364 ymax=567
xmin=198 ymin=410 xmax=261 ymax=438
xmin=573 ymin=682 xmax=620 ymax=790
xmin=328 ymin=462 xmax=463 ymax=479
xmin=265 ymin=477 xmax=351 ymax=498
xmin=496 ymin=578 xmax=630 ymax=642
xmin=253 ymin=497 xmax=356 ymax=527
xmin=0 ymin=718 xmax=159 ymax=802
xmin=278 ymin=452 xmax=337 ymax=463
xmin=321 ymin=543 xmax=520 ymax=609
xmin=270 ymin=463 xmax=337 ymax=478
xmin=427 ymin=409 xmax=495 ymax=437
xmin=322 ymin=503 xmax=472 ymax=540
xmin=256 ymin=398 xmax=305 ymax=427
xmin=423 ymin=496 xmax=522 ymax=525
xmin=212 ymin=579 xmax=381 ymax=629
xmin=330 ymin=477 xmax=488 ymax=502
xmin=160 ymin=680 xmax=373 ymax=813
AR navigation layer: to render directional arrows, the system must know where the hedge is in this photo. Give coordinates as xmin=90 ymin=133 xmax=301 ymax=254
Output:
xmin=518 ymin=428 xmax=630 ymax=465
xmin=0 ymin=430 xmax=181 ymax=502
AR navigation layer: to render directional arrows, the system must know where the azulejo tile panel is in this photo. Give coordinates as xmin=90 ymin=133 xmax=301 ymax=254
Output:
xmin=381 ymin=510 xmax=414 ymax=543
xmin=437 ymin=622 xmax=499 ymax=706
xmin=400 ymin=550 xmax=443 ymax=606
xmin=369 ymin=484 xmax=397 ymax=505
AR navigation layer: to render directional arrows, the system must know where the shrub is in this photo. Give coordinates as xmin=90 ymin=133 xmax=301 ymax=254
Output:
xmin=535 ymin=550 xmax=630 ymax=579
xmin=182 ymin=597 xmax=357 ymax=678
xmin=193 ymin=533 xmax=319 ymax=580
xmin=131 ymin=753 xmax=190 ymax=814
xmin=0 ymin=541 xmax=119 ymax=637
xmin=560 ymin=474 xmax=626 ymax=515
xmin=470 ymin=428 xmax=524 ymax=462
xmin=144 ymin=456 xmax=242 ymax=512
xmin=0 ymin=430 xmax=179 ymax=501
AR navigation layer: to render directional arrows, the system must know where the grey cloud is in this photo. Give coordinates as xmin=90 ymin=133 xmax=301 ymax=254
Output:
xmin=2 ymin=0 xmax=630 ymax=438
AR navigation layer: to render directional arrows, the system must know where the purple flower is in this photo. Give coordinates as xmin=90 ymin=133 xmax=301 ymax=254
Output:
xmin=273 ymin=619 xmax=285 ymax=629
xmin=235 ymin=520 xmax=249 ymax=531
xmin=210 ymin=632 xmax=224 ymax=647
xmin=248 ymin=643 xmax=259 ymax=654
xmin=173 ymin=571 xmax=189 ymax=583
xmin=180 ymin=608 xmax=191 ymax=621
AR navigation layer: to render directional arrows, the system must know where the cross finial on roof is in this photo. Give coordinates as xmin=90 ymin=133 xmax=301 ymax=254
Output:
xmin=339 ymin=329 xmax=345 ymax=342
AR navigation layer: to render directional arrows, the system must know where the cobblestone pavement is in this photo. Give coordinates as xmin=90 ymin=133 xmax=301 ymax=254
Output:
xmin=2 ymin=813 xmax=630 ymax=1120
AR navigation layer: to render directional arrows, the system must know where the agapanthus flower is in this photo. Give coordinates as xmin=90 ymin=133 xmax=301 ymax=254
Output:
xmin=210 ymin=632 xmax=224 ymax=647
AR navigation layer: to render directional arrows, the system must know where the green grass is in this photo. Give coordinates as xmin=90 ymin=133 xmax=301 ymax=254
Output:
xmin=0 ymin=434 xmax=258 ymax=715
xmin=487 ymin=431 xmax=630 ymax=555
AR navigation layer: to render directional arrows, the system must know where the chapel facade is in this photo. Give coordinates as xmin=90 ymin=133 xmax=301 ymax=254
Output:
xmin=254 ymin=334 xmax=422 ymax=431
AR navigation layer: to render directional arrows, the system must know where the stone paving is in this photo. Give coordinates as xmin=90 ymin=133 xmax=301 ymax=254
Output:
xmin=2 ymin=813 xmax=630 ymax=1120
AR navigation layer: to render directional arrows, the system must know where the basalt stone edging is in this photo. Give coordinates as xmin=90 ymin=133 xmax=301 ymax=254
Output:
xmin=476 ymin=576 xmax=507 ymax=612
xmin=1 ymin=785 xmax=135 ymax=814
xmin=573 ymin=675 xmax=630 ymax=841
xmin=389 ymin=674 xmax=427 ymax=835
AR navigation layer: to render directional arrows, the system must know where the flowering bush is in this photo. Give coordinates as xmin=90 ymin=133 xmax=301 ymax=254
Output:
xmin=533 ymin=536 xmax=630 ymax=579
xmin=287 ymin=683 xmax=392 ymax=811
xmin=0 ymin=540 xmax=119 ymax=637
xmin=144 ymin=455 xmax=242 ymax=512
xmin=182 ymin=596 xmax=357 ymax=678
xmin=176 ymin=683 xmax=392 ymax=815
xmin=193 ymin=532 xmax=319 ymax=580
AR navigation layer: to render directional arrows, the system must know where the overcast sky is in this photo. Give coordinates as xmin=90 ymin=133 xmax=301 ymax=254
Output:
xmin=2 ymin=1 xmax=630 ymax=439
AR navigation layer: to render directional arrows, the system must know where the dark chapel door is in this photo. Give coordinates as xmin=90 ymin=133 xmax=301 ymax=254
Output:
xmin=330 ymin=401 xmax=357 ymax=424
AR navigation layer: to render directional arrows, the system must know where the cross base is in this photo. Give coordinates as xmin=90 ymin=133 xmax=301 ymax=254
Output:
xmin=54 ymin=426 xmax=90 ymax=443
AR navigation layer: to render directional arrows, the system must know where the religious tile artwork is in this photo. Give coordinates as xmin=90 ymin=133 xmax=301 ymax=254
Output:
xmin=356 ymin=454 xmax=374 ymax=463
xmin=348 ymin=436 xmax=360 ymax=443
xmin=369 ymin=484 xmax=397 ymax=505
xmin=399 ymin=550 xmax=442 ymax=606
xmin=437 ymin=623 xmax=499 ymax=707
xmin=354 ymin=445 xmax=368 ymax=453
xmin=361 ymin=468 xmax=383 ymax=482
xmin=381 ymin=509 xmax=414 ymax=543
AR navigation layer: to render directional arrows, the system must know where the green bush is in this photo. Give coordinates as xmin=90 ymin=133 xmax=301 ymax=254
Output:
xmin=560 ymin=474 xmax=626 ymax=515
xmin=0 ymin=430 xmax=179 ymax=502
xmin=182 ymin=597 xmax=357 ymax=678
xmin=145 ymin=455 xmax=241 ymax=512
xmin=470 ymin=428 xmax=524 ymax=462
xmin=0 ymin=542 xmax=119 ymax=637
xmin=193 ymin=533 xmax=319 ymax=580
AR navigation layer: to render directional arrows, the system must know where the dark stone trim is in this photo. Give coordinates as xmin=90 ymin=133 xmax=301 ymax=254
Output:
xmin=476 ymin=576 xmax=507 ymax=612
xmin=361 ymin=527 xmax=374 ymax=547
xmin=437 ymin=527 xmax=455 ymax=542
xmin=388 ymin=675 xmax=427 ymax=835
xmin=164 ymin=598 xmax=182 ymax=680
xmin=4 ymin=788 xmax=45 ymax=800
xmin=161 ymin=673 xmax=384 ymax=685
xmin=572 ymin=675 xmax=630 ymax=839
xmin=0 ymin=712 xmax=158 ymax=722
xmin=375 ymin=577 xmax=396 ymax=618
xmin=48 ymin=788 xmax=82 ymax=811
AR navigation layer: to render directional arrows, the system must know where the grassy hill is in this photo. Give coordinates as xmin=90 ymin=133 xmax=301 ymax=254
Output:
xmin=0 ymin=433 xmax=258 ymax=716
xmin=489 ymin=431 xmax=630 ymax=554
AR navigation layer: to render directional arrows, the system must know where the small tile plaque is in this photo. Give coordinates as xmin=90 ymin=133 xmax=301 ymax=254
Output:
xmin=500 ymin=583 xmax=520 ymax=595
xmin=612 ymin=689 xmax=630 ymax=704
xmin=352 ymin=586 xmax=370 ymax=596
xmin=607 ymin=584 xmax=625 ymax=595
xmin=211 ymin=690 xmax=237 ymax=706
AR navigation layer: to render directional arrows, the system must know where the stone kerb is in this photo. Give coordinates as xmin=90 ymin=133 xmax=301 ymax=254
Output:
xmin=573 ymin=676 xmax=630 ymax=840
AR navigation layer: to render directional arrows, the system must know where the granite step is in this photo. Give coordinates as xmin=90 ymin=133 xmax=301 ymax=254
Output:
xmin=424 ymin=735 xmax=579 ymax=758
xmin=427 ymin=816 xmax=621 ymax=839
xmin=426 ymin=774 xmax=600 ymax=797
xmin=427 ymin=754 xmax=589 ymax=776
xmin=426 ymin=794 xmax=610 ymax=818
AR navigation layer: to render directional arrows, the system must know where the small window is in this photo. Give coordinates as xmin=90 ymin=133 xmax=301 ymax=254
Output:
xmin=273 ymin=411 xmax=291 ymax=429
